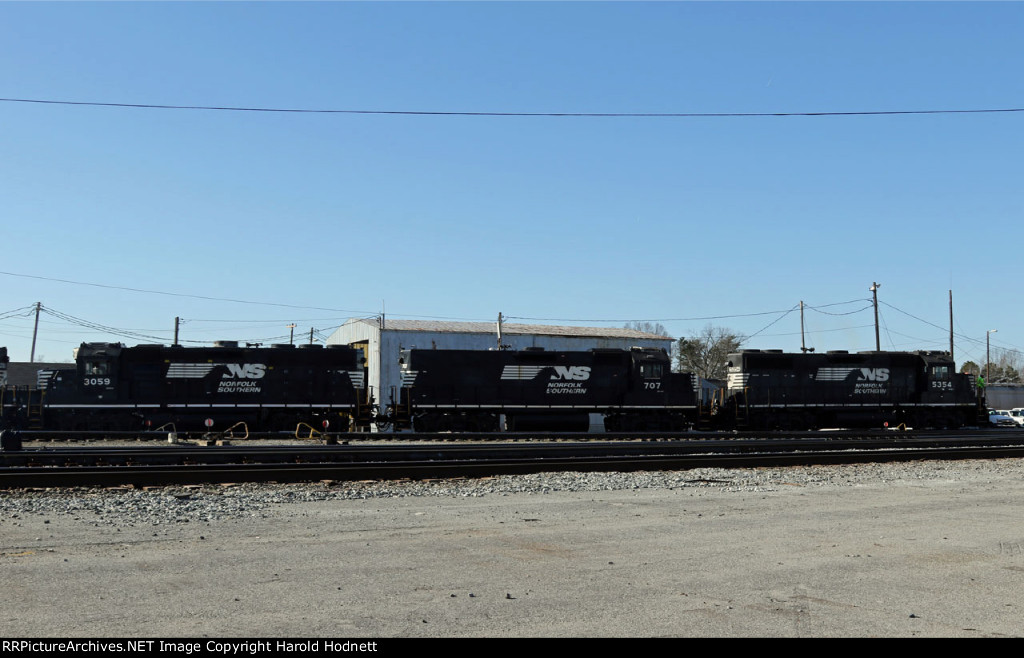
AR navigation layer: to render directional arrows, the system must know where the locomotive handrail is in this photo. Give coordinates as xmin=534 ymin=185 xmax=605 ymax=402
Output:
xmin=220 ymin=422 xmax=249 ymax=441
xmin=294 ymin=422 xmax=323 ymax=440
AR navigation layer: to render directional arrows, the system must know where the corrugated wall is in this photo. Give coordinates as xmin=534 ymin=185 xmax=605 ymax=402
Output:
xmin=985 ymin=385 xmax=1024 ymax=410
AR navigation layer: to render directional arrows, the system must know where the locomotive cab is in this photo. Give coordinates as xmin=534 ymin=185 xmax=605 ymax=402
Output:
xmin=604 ymin=347 xmax=695 ymax=431
xmin=627 ymin=348 xmax=668 ymax=401
xmin=69 ymin=343 xmax=122 ymax=402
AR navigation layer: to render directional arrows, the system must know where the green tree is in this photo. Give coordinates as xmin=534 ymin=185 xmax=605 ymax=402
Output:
xmin=674 ymin=325 xmax=743 ymax=380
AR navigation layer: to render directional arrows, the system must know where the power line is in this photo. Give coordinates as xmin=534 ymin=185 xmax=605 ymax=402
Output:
xmin=508 ymin=299 xmax=869 ymax=325
xmin=751 ymin=323 xmax=876 ymax=339
xmin=0 ymin=270 xmax=378 ymax=315
xmin=0 ymin=270 xmax=503 ymax=323
xmin=880 ymin=300 xmax=1023 ymax=355
xmin=808 ymin=302 xmax=874 ymax=317
xmin=742 ymin=305 xmax=800 ymax=343
xmin=1 ymin=269 xmax=875 ymax=327
xmin=3 ymin=97 xmax=1023 ymax=118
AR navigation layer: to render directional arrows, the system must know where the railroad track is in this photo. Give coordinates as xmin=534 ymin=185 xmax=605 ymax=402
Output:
xmin=2 ymin=433 xmax=1024 ymax=488
xmin=13 ymin=426 xmax=1024 ymax=443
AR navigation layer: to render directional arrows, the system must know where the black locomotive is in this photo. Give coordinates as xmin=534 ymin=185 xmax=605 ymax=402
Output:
xmin=3 ymin=341 xmax=370 ymax=432
xmin=716 ymin=349 xmax=981 ymax=429
xmin=1 ymin=339 xmax=986 ymax=435
xmin=390 ymin=346 xmax=696 ymax=432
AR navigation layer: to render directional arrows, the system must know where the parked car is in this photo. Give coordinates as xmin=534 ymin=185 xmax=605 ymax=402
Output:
xmin=1005 ymin=408 xmax=1024 ymax=427
xmin=989 ymin=409 xmax=1017 ymax=427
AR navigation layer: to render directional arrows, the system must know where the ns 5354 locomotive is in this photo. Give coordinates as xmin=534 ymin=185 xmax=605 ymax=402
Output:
xmin=5 ymin=342 xmax=371 ymax=432
xmin=390 ymin=346 xmax=697 ymax=432
xmin=717 ymin=349 xmax=981 ymax=430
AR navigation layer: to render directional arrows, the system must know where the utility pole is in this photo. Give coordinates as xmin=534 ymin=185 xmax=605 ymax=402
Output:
xmin=987 ymin=329 xmax=998 ymax=383
xmin=30 ymin=302 xmax=41 ymax=363
xmin=799 ymin=301 xmax=807 ymax=353
xmin=948 ymin=291 xmax=954 ymax=359
xmin=173 ymin=317 xmax=180 ymax=347
xmin=309 ymin=327 xmax=314 ymax=345
xmin=870 ymin=282 xmax=881 ymax=351
xmin=287 ymin=323 xmax=296 ymax=345
xmin=497 ymin=312 xmax=504 ymax=350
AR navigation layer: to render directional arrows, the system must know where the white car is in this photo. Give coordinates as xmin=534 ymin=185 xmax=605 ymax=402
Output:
xmin=1005 ymin=408 xmax=1024 ymax=427
xmin=989 ymin=409 xmax=1017 ymax=427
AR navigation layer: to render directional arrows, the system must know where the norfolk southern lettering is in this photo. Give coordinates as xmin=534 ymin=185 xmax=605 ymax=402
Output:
xmin=217 ymin=363 xmax=266 ymax=394
xmin=546 ymin=365 xmax=590 ymax=394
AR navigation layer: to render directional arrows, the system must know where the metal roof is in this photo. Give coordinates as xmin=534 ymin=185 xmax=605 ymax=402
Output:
xmin=344 ymin=318 xmax=672 ymax=340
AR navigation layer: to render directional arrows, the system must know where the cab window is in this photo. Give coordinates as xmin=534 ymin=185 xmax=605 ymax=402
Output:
xmin=640 ymin=363 xmax=664 ymax=379
xmin=84 ymin=361 xmax=109 ymax=376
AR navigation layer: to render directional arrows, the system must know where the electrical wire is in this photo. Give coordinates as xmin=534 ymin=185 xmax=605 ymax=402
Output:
xmin=3 ymin=97 xmax=1024 ymax=119
xmin=509 ymin=299 xmax=872 ymax=324
xmin=741 ymin=304 xmax=801 ymax=344
xmin=0 ymin=271 xmax=379 ymax=315
xmin=0 ymin=305 xmax=38 ymax=321
xmin=807 ymin=302 xmax=874 ymax=316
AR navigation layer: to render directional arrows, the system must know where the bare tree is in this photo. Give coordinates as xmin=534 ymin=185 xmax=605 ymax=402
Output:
xmin=995 ymin=349 xmax=1023 ymax=383
xmin=674 ymin=325 xmax=743 ymax=380
xmin=622 ymin=321 xmax=669 ymax=337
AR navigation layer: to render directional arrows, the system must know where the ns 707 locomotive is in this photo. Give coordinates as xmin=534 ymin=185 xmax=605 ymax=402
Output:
xmin=389 ymin=346 xmax=696 ymax=432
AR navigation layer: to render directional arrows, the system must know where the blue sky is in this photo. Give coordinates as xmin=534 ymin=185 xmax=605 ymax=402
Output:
xmin=1 ymin=1 xmax=1021 ymax=369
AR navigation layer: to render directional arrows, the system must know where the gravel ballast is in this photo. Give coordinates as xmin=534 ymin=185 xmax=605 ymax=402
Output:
xmin=2 ymin=459 xmax=1012 ymax=527
xmin=2 ymin=458 xmax=1023 ymax=638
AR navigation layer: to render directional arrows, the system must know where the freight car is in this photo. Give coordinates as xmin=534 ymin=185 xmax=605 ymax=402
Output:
xmin=717 ymin=349 xmax=982 ymax=430
xmin=2 ymin=341 xmax=370 ymax=433
xmin=389 ymin=346 xmax=697 ymax=432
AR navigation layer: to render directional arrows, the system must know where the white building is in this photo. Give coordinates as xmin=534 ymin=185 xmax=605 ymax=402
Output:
xmin=326 ymin=318 xmax=674 ymax=413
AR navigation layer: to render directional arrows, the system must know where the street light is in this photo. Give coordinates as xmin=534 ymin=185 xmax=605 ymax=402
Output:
xmin=987 ymin=329 xmax=998 ymax=383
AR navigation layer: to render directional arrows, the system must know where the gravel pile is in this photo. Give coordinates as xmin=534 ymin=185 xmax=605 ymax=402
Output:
xmin=1 ymin=459 xmax=1020 ymax=529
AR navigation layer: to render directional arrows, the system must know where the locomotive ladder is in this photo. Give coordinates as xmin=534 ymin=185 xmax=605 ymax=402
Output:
xmin=26 ymin=389 xmax=44 ymax=429
xmin=0 ymin=386 xmax=45 ymax=430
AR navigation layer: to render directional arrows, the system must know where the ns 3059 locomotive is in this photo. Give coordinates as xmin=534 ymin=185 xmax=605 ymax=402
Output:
xmin=1 ymin=341 xmax=371 ymax=432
